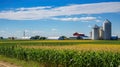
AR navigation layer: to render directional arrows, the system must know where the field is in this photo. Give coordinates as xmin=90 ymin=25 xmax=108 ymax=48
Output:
xmin=0 ymin=40 xmax=120 ymax=67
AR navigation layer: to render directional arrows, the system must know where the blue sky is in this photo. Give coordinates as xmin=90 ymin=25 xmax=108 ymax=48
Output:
xmin=0 ymin=0 xmax=120 ymax=38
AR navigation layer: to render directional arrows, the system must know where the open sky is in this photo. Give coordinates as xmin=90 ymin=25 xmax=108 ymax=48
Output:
xmin=0 ymin=0 xmax=120 ymax=38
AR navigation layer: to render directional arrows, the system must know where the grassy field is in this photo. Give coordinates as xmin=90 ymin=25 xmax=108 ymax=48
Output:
xmin=0 ymin=40 xmax=120 ymax=46
xmin=1 ymin=40 xmax=120 ymax=51
xmin=0 ymin=40 xmax=120 ymax=67
xmin=0 ymin=55 xmax=40 ymax=67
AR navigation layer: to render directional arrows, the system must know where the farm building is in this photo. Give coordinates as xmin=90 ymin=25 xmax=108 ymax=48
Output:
xmin=91 ymin=19 xmax=112 ymax=40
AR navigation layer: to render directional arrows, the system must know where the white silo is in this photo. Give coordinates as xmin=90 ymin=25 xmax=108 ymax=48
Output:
xmin=90 ymin=31 xmax=92 ymax=39
xmin=103 ymin=19 xmax=111 ymax=40
xmin=99 ymin=27 xmax=104 ymax=40
xmin=92 ymin=25 xmax=99 ymax=40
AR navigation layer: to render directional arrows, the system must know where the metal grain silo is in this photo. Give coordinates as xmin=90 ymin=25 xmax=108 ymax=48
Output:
xmin=92 ymin=25 xmax=99 ymax=40
xmin=90 ymin=31 xmax=92 ymax=39
xmin=103 ymin=19 xmax=111 ymax=40
xmin=99 ymin=27 xmax=104 ymax=40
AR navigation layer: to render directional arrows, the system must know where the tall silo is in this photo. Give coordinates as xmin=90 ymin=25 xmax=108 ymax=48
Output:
xmin=90 ymin=31 xmax=92 ymax=39
xmin=92 ymin=25 xmax=99 ymax=40
xmin=99 ymin=27 xmax=104 ymax=40
xmin=103 ymin=19 xmax=111 ymax=40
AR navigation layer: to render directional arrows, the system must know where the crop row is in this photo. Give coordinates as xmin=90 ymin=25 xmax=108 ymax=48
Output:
xmin=0 ymin=45 xmax=120 ymax=67
xmin=1 ymin=40 xmax=120 ymax=46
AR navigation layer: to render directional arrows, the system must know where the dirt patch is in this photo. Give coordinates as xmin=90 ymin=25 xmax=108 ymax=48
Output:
xmin=0 ymin=61 xmax=21 ymax=67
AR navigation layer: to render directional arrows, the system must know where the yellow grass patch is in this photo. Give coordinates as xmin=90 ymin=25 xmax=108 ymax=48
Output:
xmin=22 ymin=44 xmax=120 ymax=52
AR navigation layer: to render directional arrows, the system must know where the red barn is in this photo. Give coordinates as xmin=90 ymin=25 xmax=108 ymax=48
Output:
xmin=73 ymin=32 xmax=85 ymax=37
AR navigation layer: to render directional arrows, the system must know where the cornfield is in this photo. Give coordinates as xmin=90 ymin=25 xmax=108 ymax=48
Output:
xmin=0 ymin=40 xmax=120 ymax=67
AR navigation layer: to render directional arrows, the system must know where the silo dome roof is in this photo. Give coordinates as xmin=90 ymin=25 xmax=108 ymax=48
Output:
xmin=93 ymin=24 xmax=99 ymax=29
xmin=104 ymin=19 xmax=111 ymax=23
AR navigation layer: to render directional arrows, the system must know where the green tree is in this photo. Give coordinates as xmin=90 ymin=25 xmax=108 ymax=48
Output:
xmin=59 ymin=36 xmax=67 ymax=40
xmin=40 ymin=37 xmax=47 ymax=40
xmin=30 ymin=35 xmax=40 ymax=40
xmin=0 ymin=37 xmax=3 ymax=39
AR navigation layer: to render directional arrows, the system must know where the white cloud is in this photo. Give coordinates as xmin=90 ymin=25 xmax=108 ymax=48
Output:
xmin=0 ymin=2 xmax=120 ymax=20
xmin=0 ymin=30 xmax=45 ymax=38
xmin=16 ymin=6 xmax=52 ymax=11
xmin=51 ymin=17 xmax=100 ymax=22
xmin=0 ymin=30 xmax=6 ymax=33
xmin=95 ymin=20 xmax=101 ymax=22
xmin=51 ymin=28 xmax=57 ymax=31
xmin=32 ymin=31 xmax=44 ymax=34
xmin=88 ymin=25 xmax=92 ymax=28
xmin=23 ymin=30 xmax=44 ymax=35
